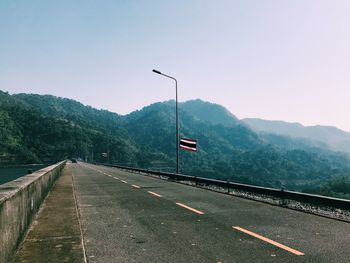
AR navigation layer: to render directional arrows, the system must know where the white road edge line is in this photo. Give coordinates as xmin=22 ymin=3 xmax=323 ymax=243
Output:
xmin=71 ymin=166 xmax=88 ymax=263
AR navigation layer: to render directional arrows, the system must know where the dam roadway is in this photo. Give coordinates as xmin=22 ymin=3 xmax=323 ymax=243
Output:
xmin=15 ymin=162 xmax=350 ymax=262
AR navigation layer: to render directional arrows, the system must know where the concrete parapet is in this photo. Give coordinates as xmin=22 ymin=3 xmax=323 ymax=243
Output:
xmin=0 ymin=160 xmax=66 ymax=263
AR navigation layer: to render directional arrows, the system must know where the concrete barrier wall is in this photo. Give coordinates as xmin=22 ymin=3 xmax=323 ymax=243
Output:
xmin=0 ymin=160 xmax=66 ymax=263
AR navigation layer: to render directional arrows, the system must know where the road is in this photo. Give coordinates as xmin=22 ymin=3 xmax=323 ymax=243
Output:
xmin=72 ymin=163 xmax=350 ymax=263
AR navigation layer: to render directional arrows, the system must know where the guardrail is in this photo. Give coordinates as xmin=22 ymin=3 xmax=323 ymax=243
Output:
xmin=96 ymin=163 xmax=350 ymax=222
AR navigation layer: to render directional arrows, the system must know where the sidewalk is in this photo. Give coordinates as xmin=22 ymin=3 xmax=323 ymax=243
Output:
xmin=13 ymin=163 xmax=85 ymax=263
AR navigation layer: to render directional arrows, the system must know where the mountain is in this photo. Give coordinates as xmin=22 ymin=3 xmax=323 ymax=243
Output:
xmin=123 ymin=100 xmax=264 ymax=176
xmin=0 ymin=91 xmax=136 ymax=164
xmin=181 ymin=99 xmax=241 ymax=127
xmin=1 ymin=90 xmax=350 ymax=194
xmin=243 ymin=118 xmax=350 ymax=153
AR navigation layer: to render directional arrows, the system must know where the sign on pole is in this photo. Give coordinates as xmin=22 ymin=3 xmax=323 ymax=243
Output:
xmin=180 ymin=138 xmax=197 ymax=152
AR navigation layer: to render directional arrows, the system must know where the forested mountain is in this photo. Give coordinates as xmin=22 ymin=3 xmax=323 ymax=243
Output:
xmin=243 ymin=118 xmax=350 ymax=153
xmin=181 ymin=99 xmax=241 ymax=127
xmin=1 ymin=90 xmax=350 ymax=195
xmin=0 ymin=91 xmax=135 ymax=164
xmin=303 ymin=174 xmax=350 ymax=199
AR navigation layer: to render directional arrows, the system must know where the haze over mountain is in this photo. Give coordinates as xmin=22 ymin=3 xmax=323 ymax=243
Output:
xmin=181 ymin=99 xmax=240 ymax=127
xmin=243 ymin=118 xmax=350 ymax=153
xmin=1 ymin=90 xmax=350 ymax=198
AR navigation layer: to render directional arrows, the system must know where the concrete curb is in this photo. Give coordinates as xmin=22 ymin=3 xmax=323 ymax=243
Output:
xmin=0 ymin=160 xmax=66 ymax=263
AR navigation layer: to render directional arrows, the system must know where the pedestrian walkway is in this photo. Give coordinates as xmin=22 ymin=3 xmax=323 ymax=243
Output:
xmin=13 ymin=163 xmax=85 ymax=263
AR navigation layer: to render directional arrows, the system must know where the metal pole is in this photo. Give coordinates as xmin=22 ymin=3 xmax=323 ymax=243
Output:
xmin=107 ymin=137 xmax=110 ymax=164
xmin=175 ymin=78 xmax=179 ymax=174
xmin=152 ymin=69 xmax=179 ymax=174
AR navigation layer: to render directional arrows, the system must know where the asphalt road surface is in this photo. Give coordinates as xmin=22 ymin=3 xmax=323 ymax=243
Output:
xmin=72 ymin=163 xmax=350 ymax=263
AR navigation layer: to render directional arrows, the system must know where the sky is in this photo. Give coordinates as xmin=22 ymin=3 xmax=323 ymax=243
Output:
xmin=1 ymin=0 xmax=350 ymax=131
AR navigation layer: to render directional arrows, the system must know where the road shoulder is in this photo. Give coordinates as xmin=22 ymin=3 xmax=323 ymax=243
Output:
xmin=12 ymin=163 xmax=85 ymax=263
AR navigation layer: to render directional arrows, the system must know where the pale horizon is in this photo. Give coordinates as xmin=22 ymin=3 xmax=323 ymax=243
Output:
xmin=1 ymin=1 xmax=350 ymax=131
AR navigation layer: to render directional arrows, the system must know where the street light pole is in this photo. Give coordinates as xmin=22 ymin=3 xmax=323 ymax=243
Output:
xmin=152 ymin=69 xmax=179 ymax=174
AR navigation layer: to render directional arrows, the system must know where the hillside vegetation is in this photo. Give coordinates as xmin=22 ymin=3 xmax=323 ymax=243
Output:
xmin=243 ymin=118 xmax=350 ymax=153
xmin=1 ymin=90 xmax=350 ymax=197
xmin=303 ymin=174 xmax=350 ymax=199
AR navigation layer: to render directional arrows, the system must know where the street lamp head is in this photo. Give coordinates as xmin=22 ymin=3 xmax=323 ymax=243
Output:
xmin=152 ymin=69 xmax=162 ymax=74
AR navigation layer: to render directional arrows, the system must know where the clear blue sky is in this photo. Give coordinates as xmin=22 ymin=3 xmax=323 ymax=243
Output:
xmin=1 ymin=0 xmax=350 ymax=131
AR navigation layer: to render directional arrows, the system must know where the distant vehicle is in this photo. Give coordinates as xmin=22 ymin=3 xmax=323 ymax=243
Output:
xmin=71 ymin=159 xmax=77 ymax=163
